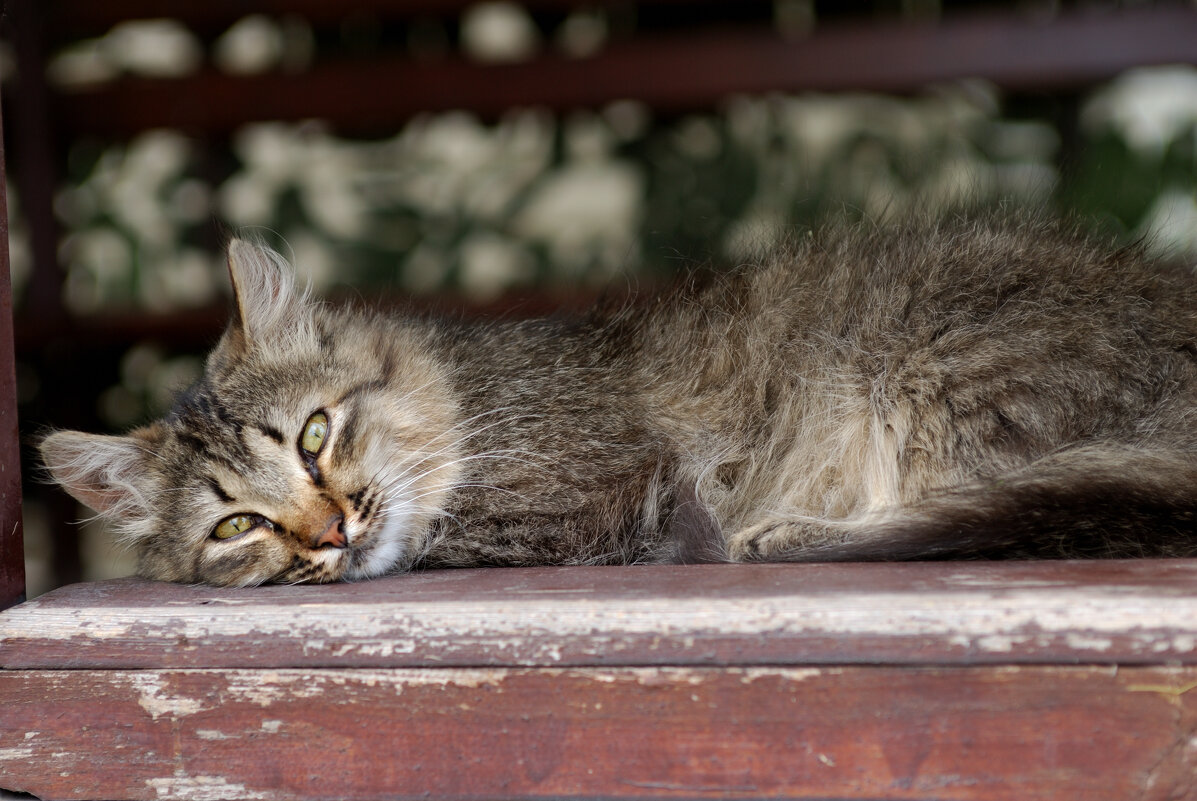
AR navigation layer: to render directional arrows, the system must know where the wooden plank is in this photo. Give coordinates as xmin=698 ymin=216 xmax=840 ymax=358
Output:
xmin=0 ymin=93 xmax=25 ymax=611
xmin=13 ymin=285 xmax=602 ymax=352
xmin=2 ymin=665 xmax=1194 ymax=800
xmin=4 ymin=561 xmax=1197 ymax=670
xmin=50 ymin=6 xmax=1197 ymax=139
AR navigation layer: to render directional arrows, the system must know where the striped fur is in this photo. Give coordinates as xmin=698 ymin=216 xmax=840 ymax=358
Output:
xmin=41 ymin=215 xmax=1197 ymax=585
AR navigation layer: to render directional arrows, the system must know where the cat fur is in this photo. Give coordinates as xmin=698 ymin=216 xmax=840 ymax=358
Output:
xmin=40 ymin=215 xmax=1197 ymax=585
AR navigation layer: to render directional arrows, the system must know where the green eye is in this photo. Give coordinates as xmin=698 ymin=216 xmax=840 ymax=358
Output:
xmin=213 ymin=514 xmax=257 ymax=540
xmin=300 ymin=411 xmax=328 ymax=456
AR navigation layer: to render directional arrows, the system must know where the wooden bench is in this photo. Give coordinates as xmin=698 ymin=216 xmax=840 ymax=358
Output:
xmin=4 ymin=3 xmax=1197 ymax=798
xmin=5 ymin=561 xmax=1197 ymax=799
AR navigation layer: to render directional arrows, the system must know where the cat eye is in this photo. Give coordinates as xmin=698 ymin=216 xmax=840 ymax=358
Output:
xmin=212 ymin=514 xmax=261 ymax=540
xmin=300 ymin=411 xmax=329 ymax=456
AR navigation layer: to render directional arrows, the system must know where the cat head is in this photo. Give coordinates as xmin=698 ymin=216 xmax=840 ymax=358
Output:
xmin=41 ymin=240 xmax=461 ymax=586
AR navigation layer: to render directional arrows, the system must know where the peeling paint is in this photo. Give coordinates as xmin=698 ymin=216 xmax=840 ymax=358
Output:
xmin=129 ymin=674 xmax=206 ymax=721
xmin=0 ymin=746 xmax=33 ymax=761
xmin=4 ymin=663 xmax=1197 ymax=801
xmin=1063 ymin=634 xmax=1114 ymax=651
xmin=7 ymin=590 xmax=1197 ymax=651
xmin=218 ymin=668 xmax=510 ymax=705
xmin=740 ymin=667 xmax=825 ymax=683
xmin=195 ymin=730 xmax=234 ymax=740
xmin=147 ymin=775 xmax=269 ymax=800
xmin=223 ymin=673 xmax=299 ymax=707
xmin=382 ymin=668 xmax=508 ymax=689
xmin=975 ymin=635 xmax=1024 ymax=653
xmin=6 ymin=566 xmax=1197 ymax=670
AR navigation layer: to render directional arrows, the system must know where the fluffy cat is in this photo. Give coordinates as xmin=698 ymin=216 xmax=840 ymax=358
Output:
xmin=40 ymin=215 xmax=1197 ymax=586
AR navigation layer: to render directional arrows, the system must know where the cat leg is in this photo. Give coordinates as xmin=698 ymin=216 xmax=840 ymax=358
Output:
xmin=727 ymin=515 xmax=879 ymax=562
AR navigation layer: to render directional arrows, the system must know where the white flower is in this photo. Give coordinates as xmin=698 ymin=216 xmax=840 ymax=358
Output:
xmin=514 ymin=161 xmax=643 ymax=277
xmin=1138 ymin=190 xmax=1197 ymax=260
xmin=1083 ymin=66 xmax=1197 ymax=157
xmin=460 ymin=232 xmax=536 ymax=300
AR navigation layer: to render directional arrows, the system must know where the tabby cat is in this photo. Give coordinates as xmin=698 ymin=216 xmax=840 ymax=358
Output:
xmin=40 ymin=215 xmax=1197 ymax=586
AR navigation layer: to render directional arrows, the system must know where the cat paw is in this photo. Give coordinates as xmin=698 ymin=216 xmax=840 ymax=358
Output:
xmin=727 ymin=517 xmax=849 ymax=561
xmin=726 ymin=520 xmax=786 ymax=561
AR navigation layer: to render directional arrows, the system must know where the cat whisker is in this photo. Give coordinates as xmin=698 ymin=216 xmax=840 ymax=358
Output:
xmin=404 ymin=415 xmax=545 ymax=466
xmin=381 ymin=450 xmax=554 ymax=505
xmin=399 ymin=482 xmax=536 ymax=507
xmin=416 ymin=406 xmax=540 ymax=448
xmin=365 ymin=417 xmax=538 ymax=492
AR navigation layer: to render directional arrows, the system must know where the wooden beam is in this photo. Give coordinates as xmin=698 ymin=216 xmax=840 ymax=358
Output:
xmin=5 ymin=561 xmax=1197 ymax=670
xmin=44 ymin=0 xmax=733 ymax=40
xmin=0 ymin=92 xmax=25 ymax=611
xmin=2 ymin=664 xmax=1195 ymax=800
xmin=49 ymin=6 xmax=1197 ymax=140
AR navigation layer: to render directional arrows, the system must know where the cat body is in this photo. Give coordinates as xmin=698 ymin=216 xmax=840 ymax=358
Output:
xmin=41 ymin=216 xmax=1197 ymax=585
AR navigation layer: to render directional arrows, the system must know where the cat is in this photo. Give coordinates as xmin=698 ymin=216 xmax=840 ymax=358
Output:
xmin=39 ymin=214 xmax=1197 ymax=586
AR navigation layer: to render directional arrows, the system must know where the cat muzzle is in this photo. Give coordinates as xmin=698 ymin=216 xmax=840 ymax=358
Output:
xmin=313 ymin=514 xmax=348 ymax=549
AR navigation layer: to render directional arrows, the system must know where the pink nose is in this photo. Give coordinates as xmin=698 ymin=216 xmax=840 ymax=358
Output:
xmin=313 ymin=514 xmax=347 ymax=549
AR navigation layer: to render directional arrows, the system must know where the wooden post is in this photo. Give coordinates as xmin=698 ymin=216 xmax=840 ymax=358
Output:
xmin=0 ymin=94 xmax=26 ymax=610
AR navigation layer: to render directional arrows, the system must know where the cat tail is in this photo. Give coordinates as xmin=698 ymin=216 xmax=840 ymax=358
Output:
xmin=766 ymin=444 xmax=1197 ymax=561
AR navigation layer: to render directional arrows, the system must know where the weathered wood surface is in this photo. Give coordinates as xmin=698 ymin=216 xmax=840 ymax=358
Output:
xmin=3 ymin=563 xmax=1196 ymax=800
xmin=4 ymin=561 xmax=1197 ymax=669
xmin=2 ymin=665 xmax=1195 ymax=801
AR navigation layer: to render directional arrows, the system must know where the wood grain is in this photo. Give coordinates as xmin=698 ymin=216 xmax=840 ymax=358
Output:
xmin=3 ymin=665 xmax=1195 ymax=801
xmin=4 ymin=561 xmax=1197 ymax=669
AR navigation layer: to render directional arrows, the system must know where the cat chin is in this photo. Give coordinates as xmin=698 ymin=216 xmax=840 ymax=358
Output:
xmin=344 ymin=504 xmax=412 ymax=580
xmin=345 ymin=537 xmax=405 ymax=581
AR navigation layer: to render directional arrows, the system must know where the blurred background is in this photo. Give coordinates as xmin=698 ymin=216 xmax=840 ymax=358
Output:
xmin=3 ymin=0 xmax=1196 ymax=596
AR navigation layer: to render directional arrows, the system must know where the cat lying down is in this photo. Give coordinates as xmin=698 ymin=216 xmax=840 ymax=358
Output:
xmin=41 ymin=215 xmax=1197 ymax=586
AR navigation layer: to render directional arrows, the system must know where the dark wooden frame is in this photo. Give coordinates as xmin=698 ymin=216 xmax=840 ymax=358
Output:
xmin=0 ymin=96 xmax=25 ymax=611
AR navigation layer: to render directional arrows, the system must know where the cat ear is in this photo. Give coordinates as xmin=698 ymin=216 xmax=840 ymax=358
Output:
xmin=39 ymin=426 xmax=162 ymax=518
xmin=225 ymin=238 xmax=303 ymax=349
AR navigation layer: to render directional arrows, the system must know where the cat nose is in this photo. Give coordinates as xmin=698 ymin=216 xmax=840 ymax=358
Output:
xmin=312 ymin=513 xmax=347 ymax=549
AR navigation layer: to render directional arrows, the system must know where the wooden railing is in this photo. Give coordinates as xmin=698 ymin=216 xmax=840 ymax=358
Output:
xmin=47 ymin=5 xmax=1197 ymax=137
